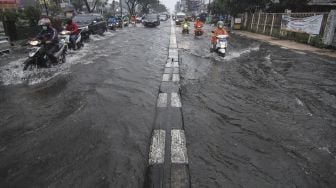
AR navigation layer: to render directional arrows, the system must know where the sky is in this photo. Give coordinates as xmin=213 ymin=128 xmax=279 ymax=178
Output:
xmin=160 ymin=0 xmax=178 ymax=13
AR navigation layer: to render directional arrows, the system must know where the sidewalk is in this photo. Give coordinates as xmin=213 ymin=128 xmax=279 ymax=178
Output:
xmin=235 ymin=31 xmax=336 ymax=58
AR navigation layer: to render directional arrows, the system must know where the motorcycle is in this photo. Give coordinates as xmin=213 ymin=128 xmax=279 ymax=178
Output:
xmin=211 ymin=35 xmax=228 ymax=57
xmin=182 ymin=23 xmax=189 ymax=34
xmin=194 ymin=26 xmax=203 ymax=37
xmin=59 ymin=29 xmax=83 ymax=50
xmin=23 ymin=39 xmax=67 ymax=71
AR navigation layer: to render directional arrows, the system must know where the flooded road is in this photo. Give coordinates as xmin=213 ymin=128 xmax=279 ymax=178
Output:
xmin=0 ymin=23 xmax=170 ymax=187
xmin=177 ymin=25 xmax=336 ymax=187
xmin=0 ymin=20 xmax=335 ymax=188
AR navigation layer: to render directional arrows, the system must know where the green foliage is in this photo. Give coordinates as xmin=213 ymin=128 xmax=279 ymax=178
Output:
xmin=0 ymin=10 xmax=19 ymax=21
xmin=23 ymin=6 xmax=42 ymax=26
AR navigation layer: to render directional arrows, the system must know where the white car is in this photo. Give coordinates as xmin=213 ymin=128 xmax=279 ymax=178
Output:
xmin=159 ymin=15 xmax=168 ymax=21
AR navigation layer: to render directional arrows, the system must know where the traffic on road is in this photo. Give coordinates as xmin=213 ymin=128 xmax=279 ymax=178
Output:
xmin=0 ymin=6 xmax=335 ymax=188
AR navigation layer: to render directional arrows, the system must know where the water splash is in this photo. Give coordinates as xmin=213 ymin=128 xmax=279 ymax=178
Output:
xmin=224 ymin=46 xmax=260 ymax=61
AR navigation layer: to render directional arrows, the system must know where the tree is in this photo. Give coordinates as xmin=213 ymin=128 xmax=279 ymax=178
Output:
xmin=138 ymin=0 xmax=156 ymax=14
xmin=83 ymin=0 xmax=101 ymax=13
xmin=268 ymin=0 xmax=310 ymax=12
xmin=125 ymin=0 xmax=138 ymax=15
xmin=71 ymin=0 xmax=84 ymax=11
xmin=23 ymin=6 xmax=42 ymax=26
xmin=152 ymin=3 xmax=167 ymax=13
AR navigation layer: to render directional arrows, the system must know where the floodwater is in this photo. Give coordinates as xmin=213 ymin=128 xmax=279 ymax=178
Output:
xmin=177 ymin=25 xmax=336 ymax=187
xmin=0 ymin=21 xmax=335 ymax=188
xmin=0 ymin=23 xmax=170 ymax=187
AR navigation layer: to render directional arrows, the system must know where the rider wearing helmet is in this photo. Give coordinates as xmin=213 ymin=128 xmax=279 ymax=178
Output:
xmin=182 ymin=18 xmax=189 ymax=27
xmin=194 ymin=17 xmax=204 ymax=34
xmin=211 ymin=21 xmax=228 ymax=47
xmin=36 ymin=18 xmax=59 ymax=65
xmin=65 ymin=19 xmax=79 ymax=50
xmin=194 ymin=17 xmax=203 ymax=28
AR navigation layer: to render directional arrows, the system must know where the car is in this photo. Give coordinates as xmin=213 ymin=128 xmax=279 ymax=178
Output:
xmin=107 ymin=16 xmax=119 ymax=30
xmin=0 ymin=22 xmax=10 ymax=54
xmin=73 ymin=14 xmax=107 ymax=39
xmin=175 ymin=12 xmax=186 ymax=25
xmin=159 ymin=14 xmax=168 ymax=21
xmin=143 ymin=14 xmax=160 ymax=27
xmin=136 ymin=16 xmax=142 ymax=23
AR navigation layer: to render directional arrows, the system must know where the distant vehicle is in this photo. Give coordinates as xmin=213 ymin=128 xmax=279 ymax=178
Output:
xmin=73 ymin=14 xmax=107 ymax=39
xmin=159 ymin=14 xmax=168 ymax=21
xmin=136 ymin=16 xmax=142 ymax=23
xmin=143 ymin=14 xmax=160 ymax=27
xmin=107 ymin=16 xmax=119 ymax=30
xmin=175 ymin=12 xmax=186 ymax=25
xmin=0 ymin=21 xmax=10 ymax=54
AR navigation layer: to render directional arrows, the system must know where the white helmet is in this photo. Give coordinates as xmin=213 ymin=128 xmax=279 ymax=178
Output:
xmin=217 ymin=21 xmax=224 ymax=28
xmin=38 ymin=18 xmax=51 ymax=26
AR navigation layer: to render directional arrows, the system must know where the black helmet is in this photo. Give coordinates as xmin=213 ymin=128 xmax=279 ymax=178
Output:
xmin=66 ymin=19 xmax=73 ymax=25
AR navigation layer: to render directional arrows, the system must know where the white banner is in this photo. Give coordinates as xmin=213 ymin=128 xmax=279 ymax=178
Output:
xmin=281 ymin=15 xmax=323 ymax=35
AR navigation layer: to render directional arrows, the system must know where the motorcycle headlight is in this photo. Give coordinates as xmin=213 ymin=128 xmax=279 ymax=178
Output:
xmin=29 ymin=41 xmax=39 ymax=46
xmin=60 ymin=31 xmax=67 ymax=35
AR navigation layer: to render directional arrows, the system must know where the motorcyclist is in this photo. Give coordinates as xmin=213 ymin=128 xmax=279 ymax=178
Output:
xmin=36 ymin=18 xmax=59 ymax=65
xmin=181 ymin=18 xmax=189 ymax=33
xmin=65 ymin=19 xmax=79 ymax=50
xmin=194 ymin=17 xmax=204 ymax=34
xmin=211 ymin=21 xmax=228 ymax=49
xmin=131 ymin=15 xmax=136 ymax=26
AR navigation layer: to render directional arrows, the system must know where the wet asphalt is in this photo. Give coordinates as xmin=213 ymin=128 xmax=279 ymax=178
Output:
xmin=0 ymin=20 xmax=335 ymax=188
xmin=177 ymin=25 xmax=336 ymax=187
xmin=0 ymin=23 xmax=170 ymax=187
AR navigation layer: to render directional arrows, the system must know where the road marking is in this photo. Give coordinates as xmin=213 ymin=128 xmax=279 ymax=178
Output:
xmin=171 ymin=93 xmax=182 ymax=107
xmin=173 ymin=61 xmax=179 ymax=67
xmin=157 ymin=93 xmax=168 ymax=107
xmin=149 ymin=130 xmax=166 ymax=165
xmin=171 ymin=130 xmax=188 ymax=164
xmin=162 ymin=74 xmax=170 ymax=82
xmin=173 ymin=68 xmax=179 ymax=74
xmin=166 ymin=62 xmax=172 ymax=68
xmin=172 ymin=74 xmax=180 ymax=82
xmin=164 ymin=68 xmax=172 ymax=74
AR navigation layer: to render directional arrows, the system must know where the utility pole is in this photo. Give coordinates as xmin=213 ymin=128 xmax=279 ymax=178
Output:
xmin=120 ymin=0 xmax=123 ymax=28
xmin=43 ymin=0 xmax=49 ymax=16
xmin=112 ymin=0 xmax=115 ymax=16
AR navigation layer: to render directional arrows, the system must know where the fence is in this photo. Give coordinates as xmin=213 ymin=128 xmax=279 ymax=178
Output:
xmin=240 ymin=12 xmax=330 ymax=46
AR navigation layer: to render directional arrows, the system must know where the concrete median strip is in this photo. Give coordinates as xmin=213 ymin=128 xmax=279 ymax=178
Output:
xmin=149 ymin=130 xmax=166 ymax=165
xmin=172 ymin=74 xmax=180 ymax=82
xmin=162 ymin=74 xmax=170 ymax=82
xmin=171 ymin=93 xmax=182 ymax=108
xmin=157 ymin=93 xmax=168 ymax=107
xmin=171 ymin=130 xmax=188 ymax=164
xmin=145 ymin=20 xmax=190 ymax=188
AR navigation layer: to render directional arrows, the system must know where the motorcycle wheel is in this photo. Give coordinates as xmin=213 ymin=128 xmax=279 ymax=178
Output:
xmin=23 ymin=58 xmax=34 ymax=71
xmin=61 ymin=50 xmax=66 ymax=64
xmin=220 ymin=53 xmax=225 ymax=57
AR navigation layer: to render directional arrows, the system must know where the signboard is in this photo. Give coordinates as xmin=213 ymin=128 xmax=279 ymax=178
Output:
xmin=281 ymin=14 xmax=323 ymax=35
xmin=234 ymin=18 xmax=242 ymax=24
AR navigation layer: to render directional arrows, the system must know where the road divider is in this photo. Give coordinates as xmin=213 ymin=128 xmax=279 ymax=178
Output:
xmin=145 ymin=20 xmax=190 ymax=188
xmin=171 ymin=93 xmax=182 ymax=108
xmin=171 ymin=130 xmax=188 ymax=164
xmin=149 ymin=130 xmax=166 ymax=165
xmin=157 ymin=93 xmax=168 ymax=107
